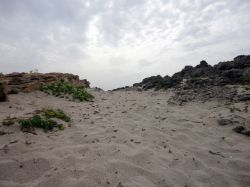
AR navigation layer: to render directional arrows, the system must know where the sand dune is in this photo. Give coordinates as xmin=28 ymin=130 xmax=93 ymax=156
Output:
xmin=0 ymin=90 xmax=250 ymax=187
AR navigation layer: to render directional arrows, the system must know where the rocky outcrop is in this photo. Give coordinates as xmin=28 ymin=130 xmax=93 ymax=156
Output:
xmin=0 ymin=72 xmax=90 ymax=95
xmin=0 ymin=82 xmax=7 ymax=102
xmin=132 ymin=55 xmax=250 ymax=90
xmin=133 ymin=75 xmax=174 ymax=90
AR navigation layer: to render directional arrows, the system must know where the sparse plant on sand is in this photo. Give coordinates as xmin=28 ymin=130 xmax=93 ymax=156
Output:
xmin=18 ymin=115 xmax=59 ymax=132
xmin=42 ymin=108 xmax=70 ymax=122
xmin=41 ymin=80 xmax=94 ymax=102
xmin=17 ymin=108 xmax=70 ymax=132
xmin=2 ymin=108 xmax=70 ymax=133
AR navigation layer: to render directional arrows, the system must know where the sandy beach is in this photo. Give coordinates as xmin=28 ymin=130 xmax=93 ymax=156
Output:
xmin=1 ymin=0 xmax=250 ymax=186
xmin=0 ymin=90 xmax=249 ymax=187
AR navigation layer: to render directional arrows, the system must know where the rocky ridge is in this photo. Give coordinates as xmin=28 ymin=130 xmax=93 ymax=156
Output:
xmin=133 ymin=55 xmax=250 ymax=90
xmin=0 ymin=72 xmax=90 ymax=101
xmin=114 ymin=55 xmax=250 ymax=103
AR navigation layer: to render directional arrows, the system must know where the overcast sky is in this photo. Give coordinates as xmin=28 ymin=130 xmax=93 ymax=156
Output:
xmin=0 ymin=0 xmax=250 ymax=90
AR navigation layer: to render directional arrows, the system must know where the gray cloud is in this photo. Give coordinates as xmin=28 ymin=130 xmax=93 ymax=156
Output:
xmin=0 ymin=0 xmax=250 ymax=90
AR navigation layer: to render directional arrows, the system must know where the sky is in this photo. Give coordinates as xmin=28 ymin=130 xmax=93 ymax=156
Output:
xmin=0 ymin=0 xmax=250 ymax=90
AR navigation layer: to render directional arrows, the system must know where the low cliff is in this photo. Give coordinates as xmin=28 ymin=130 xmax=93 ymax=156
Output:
xmin=0 ymin=72 xmax=90 ymax=101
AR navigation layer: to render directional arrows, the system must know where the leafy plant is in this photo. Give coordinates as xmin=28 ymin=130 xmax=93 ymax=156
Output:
xmin=41 ymin=80 xmax=94 ymax=102
xmin=18 ymin=115 xmax=59 ymax=132
xmin=72 ymin=87 xmax=94 ymax=102
xmin=14 ymin=108 xmax=70 ymax=133
xmin=43 ymin=108 xmax=70 ymax=122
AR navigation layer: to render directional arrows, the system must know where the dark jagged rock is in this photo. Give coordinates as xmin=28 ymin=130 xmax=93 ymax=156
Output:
xmin=132 ymin=55 xmax=250 ymax=91
xmin=239 ymin=94 xmax=250 ymax=101
xmin=133 ymin=75 xmax=175 ymax=90
xmin=0 ymin=82 xmax=8 ymax=102
xmin=233 ymin=126 xmax=247 ymax=134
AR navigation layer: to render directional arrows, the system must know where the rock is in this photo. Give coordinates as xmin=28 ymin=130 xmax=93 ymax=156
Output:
xmin=0 ymin=82 xmax=8 ymax=102
xmin=141 ymin=75 xmax=165 ymax=90
xmin=239 ymin=94 xmax=250 ymax=101
xmin=133 ymin=75 xmax=176 ymax=90
xmin=8 ymin=88 xmax=19 ymax=94
xmin=1 ymin=72 xmax=90 ymax=95
xmin=131 ymin=55 xmax=250 ymax=91
xmin=199 ymin=60 xmax=209 ymax=68
xmin=233 ymin=126 xmax=245 ymax=133
xmin=233 ymin=126 xmax=250 ymax=137
xmin=23 ymin=81 xmax=42 ymax=93
xmin=242 ymin=130 xmax=250 ymax=136
xmin=218 ymin=119 xmax=233 ymax=126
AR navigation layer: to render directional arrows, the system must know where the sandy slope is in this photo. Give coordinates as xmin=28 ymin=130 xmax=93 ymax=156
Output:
xmin=0 ymin=90 xmax=250 ymax=187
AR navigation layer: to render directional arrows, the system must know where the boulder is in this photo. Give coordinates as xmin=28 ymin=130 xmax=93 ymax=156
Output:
xmin=218 ymin=119 xmax=233 ymax=126
xmin=0 ymin=82 xmax=7 ymax=102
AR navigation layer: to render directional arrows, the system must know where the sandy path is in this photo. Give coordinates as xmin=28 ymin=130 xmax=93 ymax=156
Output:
xmin=0 ymin=90 xmax=250 ymax=187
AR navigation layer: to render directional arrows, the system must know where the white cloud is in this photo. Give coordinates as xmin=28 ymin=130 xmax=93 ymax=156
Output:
xmin=0 ymin=0 xmax=250 ymax=90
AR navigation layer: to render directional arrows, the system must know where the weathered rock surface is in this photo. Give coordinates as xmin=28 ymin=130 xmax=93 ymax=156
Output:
xmin=132 ymin=55 xmax=250 ymax=90
xmin=111 ymin=55 xmax=250 ymax=104
xmin=0 ymin=82 xmax=7 ymax=102
xmin=0 ymin=72 xmax=90 ymax=95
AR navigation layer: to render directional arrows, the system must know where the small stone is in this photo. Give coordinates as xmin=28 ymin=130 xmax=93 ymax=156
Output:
xmin=242 ymin=130 xmax=250 ymax=136
xmin=233 ymin=126 xmax=245 ymax=133
xmin=218 ymin=119 xmax=233 ymax=126
xmin=10 ymin=140 xmax=18 ymax=144
xmin=117 ymin=182 xmax=124 ymax=187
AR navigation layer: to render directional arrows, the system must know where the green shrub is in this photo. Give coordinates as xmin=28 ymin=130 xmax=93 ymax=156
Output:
xmin=15 ymin=108 xmax=69 ymax=133
xmin=41 ymin=80 xmax=94 ymax=102
xmin=43 ymin=108 xmax=70 ymax=122
xmin=72 ymin=87 xmax=94 ymax=102
xmin=18 ymin=115 xmax=59 ymax=132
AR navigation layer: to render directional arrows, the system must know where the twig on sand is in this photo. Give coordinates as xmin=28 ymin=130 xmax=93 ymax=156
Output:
xmin=208 ymin=150 xmax=225 ymax=158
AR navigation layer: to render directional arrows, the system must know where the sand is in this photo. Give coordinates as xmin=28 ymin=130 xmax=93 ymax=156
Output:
xmin=0 ymin=90 xmax=250 ymax=187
